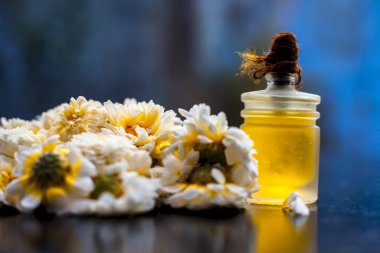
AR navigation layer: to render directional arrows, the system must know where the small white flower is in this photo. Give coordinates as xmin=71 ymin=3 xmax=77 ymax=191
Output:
xmin=177 ymin=103 xmax=228 ymax=145
xmin=158 ymin=104 xmax=259 ymax=209
xmin=68 ymin=172 xmax=160 ymax=216
xmin=282 ymin=191 xmax=310 ymax=216
xmin=1 ymin=118 xmax=42 ymax=132
xmin=104 ymin=100 xmax=179 ymax=158
xmin=69 ymin=131 xmax=136 ymax=175
xmin=67 ymin=144 xmax=159 ymax=216
xmin=0 ymin=127 xmax=46 ymax=159
xmin=47 ymin=96 xmax=107 ymax=141
xmin=5 ymin=136 xmax=96 ymax=213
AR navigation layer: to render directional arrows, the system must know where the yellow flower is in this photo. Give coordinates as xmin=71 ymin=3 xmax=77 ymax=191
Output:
xmin=48 ymin=96 xmax=107 ymax=141
xmin=5 ymin=136 xmax=96 ymax=213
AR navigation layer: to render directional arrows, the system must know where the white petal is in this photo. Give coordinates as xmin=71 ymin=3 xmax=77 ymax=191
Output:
xmin=178 ymin=108 xmax=191 ymax=119
xmin=71 ymin=177 xmax=94 ymax=197
xmin=226 ymin=184 xmax=249 ymax=196
xmin=160 ymin=184 xmax=186 ymax=193
xmin=197 ymin=135 xmax=213 ymax=144
xmin=211 ymin=169 xmax=225 ymax=184
xmin=5 ymin=179 xmax=24 ymax=199
xmin=282 ymin=192 xmax=310 ymax=216
xmin=20 ymin=194 xmax=42 ymax=211
xmin=224 ymin=144 xmax=242 ymax=166
xmin=135 ymin=126 xmax=150 ymax=143
xmin=230 ymin=163 xmax=251 ymax=187
xmin=207 ymin=183 xmax=224 ymax=191
xmin=292 ymin=197 xmax=310 ymax=216
xmin=79 ymin=158 xmax=97 ymax=177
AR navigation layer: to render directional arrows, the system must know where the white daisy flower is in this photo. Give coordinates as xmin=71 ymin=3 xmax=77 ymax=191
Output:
xmin=1 ymin=118 xmax=42 ymax=132
xmin=69 ymin=131 xmax=136 ymax=175
xmin=177 ymin=103 xmax=228 ymax=145
xmin=67 ymin=150 xmax=160 ymax=216
xmin=47 ymin=96 xmax=107 ymax=141
xmin=104 ymin=100 xmax=179 ymax=158
xmin=5 ymin=135 xmax=96 ymax=214
xmin=0 ymin=127 xmax=46 ymax=159
xmin=68 ymin=172 xmax=159 ymax=216
xmin=158 ymin=104 xmax=259 ymax=209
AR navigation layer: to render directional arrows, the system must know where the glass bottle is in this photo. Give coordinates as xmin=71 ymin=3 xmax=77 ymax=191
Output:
xmin=241 ymin=73 xmax=320 ymax=205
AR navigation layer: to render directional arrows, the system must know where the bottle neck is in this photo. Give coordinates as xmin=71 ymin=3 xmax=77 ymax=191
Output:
xmin=265 ymin=73 xmax=298 ymax=89
xmin=241 ymin=72 xmax=320 ymax=124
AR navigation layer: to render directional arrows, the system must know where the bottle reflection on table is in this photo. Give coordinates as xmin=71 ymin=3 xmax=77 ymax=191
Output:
xmin=249 ymin=205 xmax=317 ymax=253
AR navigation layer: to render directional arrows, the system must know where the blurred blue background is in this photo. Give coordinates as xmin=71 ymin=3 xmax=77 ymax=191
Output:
xmin=0 ymin=0 xmax=379 ymax=201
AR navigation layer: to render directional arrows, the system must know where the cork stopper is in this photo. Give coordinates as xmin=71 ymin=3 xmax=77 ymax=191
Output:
xmin=239 ymin=32 xmax=302 ymax=89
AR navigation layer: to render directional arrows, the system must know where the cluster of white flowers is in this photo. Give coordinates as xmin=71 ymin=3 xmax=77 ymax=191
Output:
xmin=0 ymin=97 xmax=259 ymax=216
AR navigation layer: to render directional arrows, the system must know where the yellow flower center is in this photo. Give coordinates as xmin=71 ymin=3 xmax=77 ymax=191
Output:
xmin=90 ymin=174 xmax=124 ymax=199
xmin=30 ymin=152 xmax=69 ymax=190
xmin=124 ymin=126 xmax=137 ymax=136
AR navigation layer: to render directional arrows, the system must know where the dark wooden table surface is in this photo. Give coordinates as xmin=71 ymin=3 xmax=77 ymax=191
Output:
xmin=0 ymin=151 xmax=378 ymax=253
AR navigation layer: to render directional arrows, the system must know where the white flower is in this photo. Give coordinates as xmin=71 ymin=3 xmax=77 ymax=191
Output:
xmin=47 ymin=96 xmax=107 ymax=141
xmin=104 ymin=100 xmax=179 ymax=158
xmin=69 ymin=131 xmax=136 ymax=175
xmin=282 ymin=192 xmax=310 ymax=216
xmin=67 ymin=172 xmax=160 ymax=216
xmin=1 ymin=118 xmax=42 ymax=132
xmin=177 ymin=103 xmax=228 ymax=144
xmin=66 ymin=142 xmax=159 ymax=216
xmin=158 ymin=104 xmax=259 ymax=209
xmin=5 ymin=136 xmax=96 ymax=213
xmin=0 ymin=127 xmax=46 ymax=159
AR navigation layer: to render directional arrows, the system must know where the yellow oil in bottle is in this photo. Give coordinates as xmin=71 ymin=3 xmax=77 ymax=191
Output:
xmin=241 ymin=73 xmax=321 ymax=205
xmin=241 ymin=111 xmax=319 ymax=204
